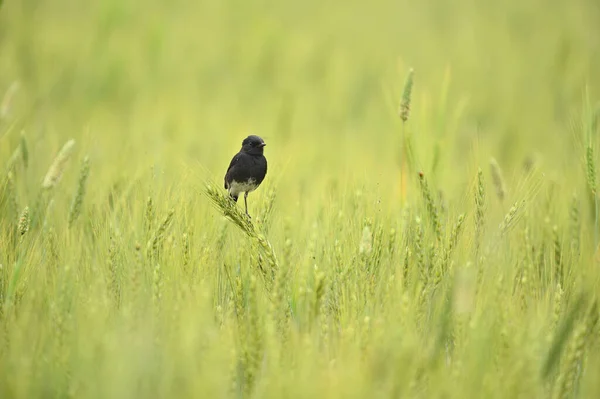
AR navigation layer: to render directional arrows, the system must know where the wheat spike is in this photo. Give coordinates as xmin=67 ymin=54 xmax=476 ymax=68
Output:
xmin=418 ymin=171 xmax=442 ymax=241
xmin=146 ymin=208 xmax=176 ymax=259
xmin=474 ymin=167 xmax=486 ymax=257
xmin=204 ymin=181 xmax=279 ymax=290
xmin=499 ymin=200 xmax=524 ymax=234
xmin=489 ymin=157 xmax=506 ymax=201
xmin=20 ymin=132 xmax=28 ymax=169
xmin=18 ymin=206 xmax=29 ymax=237
xmin=42 ymin=139 xmax=76 ymax=189
xmin=399 ymin=68 xmax=414 ymax=123
xmin=68 ymin=156 xmax=90 ymax=227
xmin=585 ymin=145 xmax=597 ymax=197
xmin=5 ymin=171 xmax=19 ymax=224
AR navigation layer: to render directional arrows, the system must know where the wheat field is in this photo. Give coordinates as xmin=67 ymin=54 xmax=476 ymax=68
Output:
xmin=1 ymin=0 xmax=600 ymax=398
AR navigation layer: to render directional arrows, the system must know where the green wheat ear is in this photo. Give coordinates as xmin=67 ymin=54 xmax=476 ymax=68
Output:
xmin=399 ymin=68 xmax=414 ymax=123
xmin=585 ymin=142 xmax=598 ymax=247
xmin=417 ymin=171 xmax=442 ymax=241
xmin=20 ymin=132 xmax=28 ymax=169
xmin=204 ymin=182 xmax=254 ymax=235
xmin=499 ymin=200 xmax=524 ymax=234
xmin=203 ymin=181 xmax=279 ymax=291
xmin=68 ymin=156 xmax=90 ymax=228
xmin=146 ymin=207 xmax=176 ymax=259
xmin=553 ymin=299 xmax=599 ymax=399
xmin=585 ymin=145 xmax=597 ymax=198
xmin=6 ymin=171 xmax=19 ymax=224
xmin=474 ymin=167 xmax=486 ymax=257
xmin=18 ymin=205 xmax=29 ymax=238
xmin=542 ymin=293 xmax=586 ymax=380
xmin=489 ymin=157 xmax=506 ymax=201
xmin=42 ymin=139 xmax=76 ymax=189
xmin=258 ymin=187 xmax=277 ymax=233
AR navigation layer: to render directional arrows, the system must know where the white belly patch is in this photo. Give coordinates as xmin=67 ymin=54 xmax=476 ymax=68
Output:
xmin=229 ymin=179 xmax=258 ymax=196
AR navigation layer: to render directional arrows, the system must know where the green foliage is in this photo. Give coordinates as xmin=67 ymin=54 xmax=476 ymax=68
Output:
xmin=1 ymin=0 xmax=600 ymax=398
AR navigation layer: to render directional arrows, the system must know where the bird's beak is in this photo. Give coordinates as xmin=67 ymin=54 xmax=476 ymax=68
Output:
xmin=259 ymin=143 xmax=266 ymax=148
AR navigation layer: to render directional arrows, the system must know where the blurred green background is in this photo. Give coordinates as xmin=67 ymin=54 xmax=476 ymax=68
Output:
xmin=2 ymin=1 xmax=600 ymax=398
xmin=2 ymin=0 xmax=599 ymax=206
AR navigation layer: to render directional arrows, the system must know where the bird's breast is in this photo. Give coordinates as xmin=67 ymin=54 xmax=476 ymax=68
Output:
xmin=228 ymin=179 xmax=258 ymax=196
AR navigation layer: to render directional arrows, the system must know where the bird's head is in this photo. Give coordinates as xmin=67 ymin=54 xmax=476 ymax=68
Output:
xmin=241 ymin=135 xmax=266 ymax=155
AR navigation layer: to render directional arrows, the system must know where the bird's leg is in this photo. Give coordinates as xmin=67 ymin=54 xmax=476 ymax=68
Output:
xmin=244 ymin=192 xmax=250 ymax=217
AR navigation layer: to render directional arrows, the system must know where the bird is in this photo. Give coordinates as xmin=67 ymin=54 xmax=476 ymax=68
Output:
xmin=224 ymin=135 xmax=268 ymax=217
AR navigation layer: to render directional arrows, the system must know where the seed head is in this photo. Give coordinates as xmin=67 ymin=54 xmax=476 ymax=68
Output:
xmin=18 ymin=206 xmax=30 ymax=236
xmin=20 ymin=132 xmax=29 ymax=169
xmin=399 ymin=68 xmax=414 ymax=123
xmin=42 ymin=139 xmax=76 ymax=189
xmin=489 ymin=157 xmax=506 ymax=201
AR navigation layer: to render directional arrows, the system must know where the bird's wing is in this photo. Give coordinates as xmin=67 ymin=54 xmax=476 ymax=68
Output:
xmin=224 ymin=154 xmax=240 ymax=189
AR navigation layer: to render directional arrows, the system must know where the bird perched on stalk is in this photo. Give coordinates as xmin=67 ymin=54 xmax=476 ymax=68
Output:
xmin=224 ymin=135 xmax=268 ymax=217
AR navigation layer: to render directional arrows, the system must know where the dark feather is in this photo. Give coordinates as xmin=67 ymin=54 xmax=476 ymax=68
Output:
xmin=224 ymin=154 xmax=241 ymax=189
xmin=224 ymin=152 xmax=267 ymax=188
xmin=223 ymin=136 xmax=268 ymax=215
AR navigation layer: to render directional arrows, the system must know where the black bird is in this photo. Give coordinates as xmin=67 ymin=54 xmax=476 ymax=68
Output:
xmin=224 ymin=135 xmax=268 ymax=217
